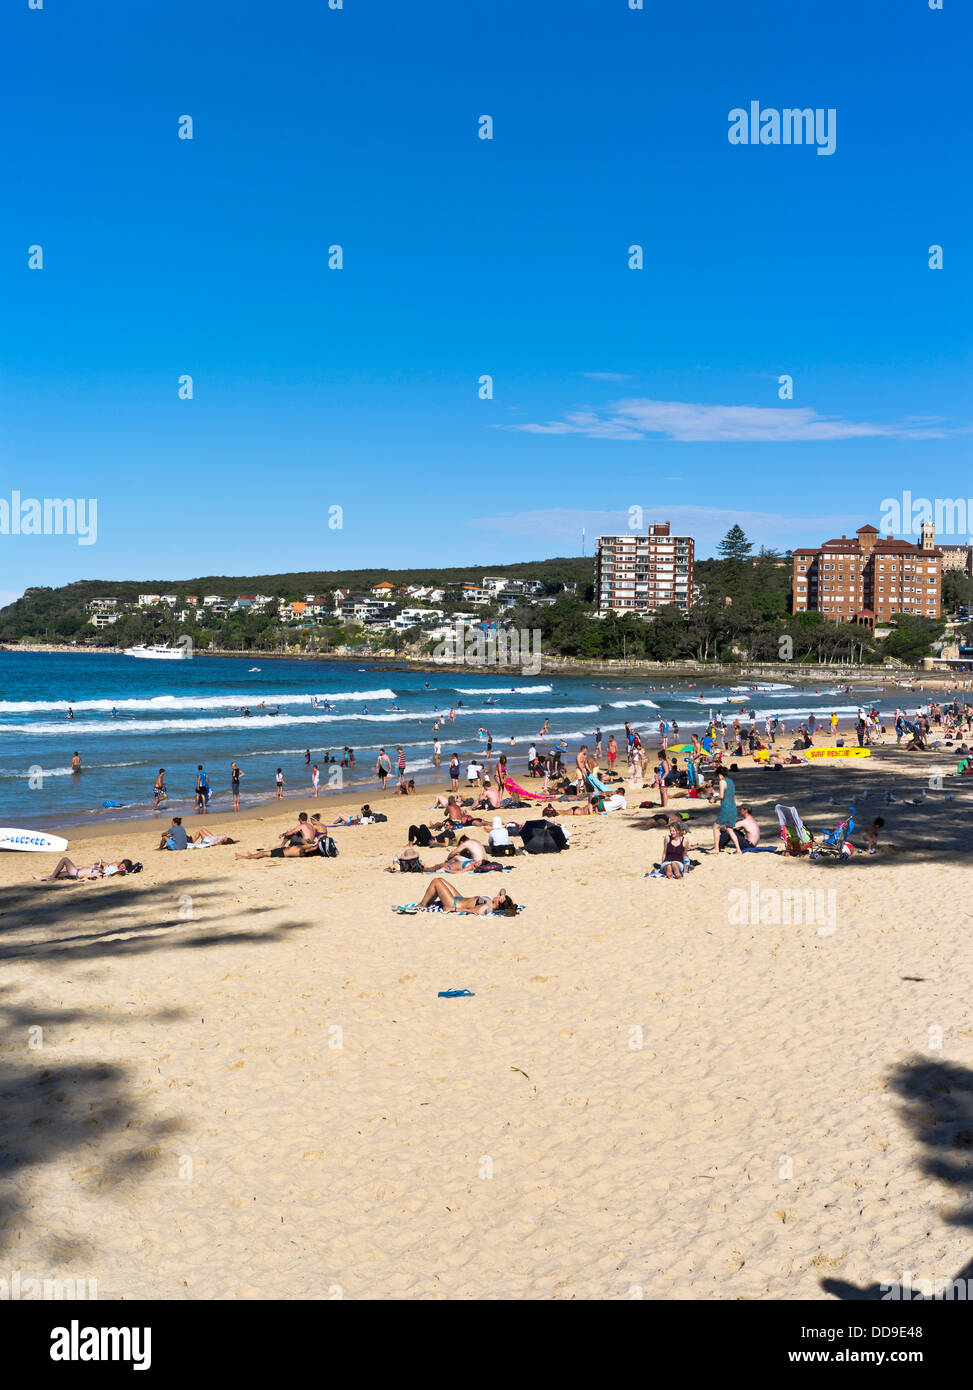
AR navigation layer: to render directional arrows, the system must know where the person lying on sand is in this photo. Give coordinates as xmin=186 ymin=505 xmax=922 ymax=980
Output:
xmin=190 ymin=832 xmax=237 ymax=847
xmin=397 ymin=878 xmax=518 ymax=916
xmin=35 ymin=856 xmax=134 ymax=882
xmin=235 ymin=843 xmax=317 ymax=860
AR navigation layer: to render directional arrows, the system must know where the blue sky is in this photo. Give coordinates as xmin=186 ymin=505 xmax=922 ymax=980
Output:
xmin=1 ymin=0 xmax=969 ymax=603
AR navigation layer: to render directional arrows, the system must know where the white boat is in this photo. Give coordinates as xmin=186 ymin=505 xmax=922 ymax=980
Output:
xmin=123 ymin=644 xmax=190 ymax=660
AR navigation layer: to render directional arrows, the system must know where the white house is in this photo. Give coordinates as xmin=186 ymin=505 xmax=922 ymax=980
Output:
xmin=137 ymin=594 xmax=161 ymax=607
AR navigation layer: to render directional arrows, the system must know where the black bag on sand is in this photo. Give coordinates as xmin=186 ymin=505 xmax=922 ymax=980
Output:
xmin=317 ymin=836 xmax=339 ymax=858
xmin=490 ymin=843 xmax=518 ymax=857
xmin=520 ymin=820 xmax=568 ymax=853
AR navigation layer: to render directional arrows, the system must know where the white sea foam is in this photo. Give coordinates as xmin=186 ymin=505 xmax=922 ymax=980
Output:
xmin=0 ymin=688 xmax=397 ymax=714
xmin=453 ymin=685 xmax=553 ymax=694
xmin=607 ymin=699 xmax=660 ymax=709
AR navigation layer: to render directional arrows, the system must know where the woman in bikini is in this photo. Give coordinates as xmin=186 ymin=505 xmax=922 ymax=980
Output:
xmin=401 ymin=879 xmax=518 ymax=916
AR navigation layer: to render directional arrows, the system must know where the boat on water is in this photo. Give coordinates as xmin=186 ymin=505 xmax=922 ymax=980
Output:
xmin=123 ymin=644 xmax=190 ymax=660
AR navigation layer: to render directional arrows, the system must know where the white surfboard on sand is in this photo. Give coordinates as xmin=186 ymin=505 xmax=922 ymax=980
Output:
xmin=0 ymin=828 xmax=69 ymax=853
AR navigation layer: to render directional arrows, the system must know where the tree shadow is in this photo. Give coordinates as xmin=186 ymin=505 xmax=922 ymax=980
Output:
xmin=0 ymin=875 xmax=315 ymax=1257
xmin=822 ymin=1058 xmax=973 ymax=1300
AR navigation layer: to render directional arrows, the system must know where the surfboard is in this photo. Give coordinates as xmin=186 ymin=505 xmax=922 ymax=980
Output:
xmin=0 ymin=828 xmax=69 ymax=853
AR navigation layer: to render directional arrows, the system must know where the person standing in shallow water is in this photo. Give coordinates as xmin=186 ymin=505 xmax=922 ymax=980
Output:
xmin=230 ymin=761 xmax=243 ymax=812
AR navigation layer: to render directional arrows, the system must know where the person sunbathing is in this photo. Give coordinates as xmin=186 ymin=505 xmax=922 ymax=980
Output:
xmin=402 ymin=878 xmax=518 ymax=916
xmin=472 ymin=784 xmax=502 ymax=810
xmin=235 ymin=843 xmax=316 ymax=859
xmin=190 ymin=831 xmax=237 ymax=847
xmin=34 ymin=856 xmax=134 ymax=882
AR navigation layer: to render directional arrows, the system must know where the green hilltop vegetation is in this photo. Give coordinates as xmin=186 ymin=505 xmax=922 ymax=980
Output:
xmin=0 ymin=527 xmax=956 ymax=665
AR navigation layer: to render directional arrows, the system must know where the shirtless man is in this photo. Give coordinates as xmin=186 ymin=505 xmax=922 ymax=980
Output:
xmin=575 ymin=744 xmax=593 ymax=791
xmin=277 ymin=812 xmax=316 ymax=848
xmin=735 ymin=806 xmax=760 ymax=849
xmin=428 ymin=837 xmax=488 ymax=871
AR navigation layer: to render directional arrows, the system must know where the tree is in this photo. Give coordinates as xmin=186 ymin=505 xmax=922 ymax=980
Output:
xmin=882 ymin=615 xmax=944 ymax=666
xmin=716 ymin=525 xmax=753 ymax=563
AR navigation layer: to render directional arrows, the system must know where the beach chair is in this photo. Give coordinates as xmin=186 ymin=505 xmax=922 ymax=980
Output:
xmin=775 ymin=803 xmax=814 ymax=856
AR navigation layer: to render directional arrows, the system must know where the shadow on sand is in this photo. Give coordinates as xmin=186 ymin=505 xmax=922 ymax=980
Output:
xmin=0 ymin=874 xmax=315 ymax=1257
xmin=822 ymin=1059 xmax=973 ymax=1300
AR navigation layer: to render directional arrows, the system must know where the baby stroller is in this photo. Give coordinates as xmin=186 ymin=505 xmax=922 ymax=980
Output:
xmin=814 ymin=807 xmax=856 ymax=861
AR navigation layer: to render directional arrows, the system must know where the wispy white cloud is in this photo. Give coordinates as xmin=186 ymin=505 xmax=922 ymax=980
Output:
xmin=468 ymin=506 xmax=869 ymax=555
xmin=505 ymin=398 xmax=955 ymax=443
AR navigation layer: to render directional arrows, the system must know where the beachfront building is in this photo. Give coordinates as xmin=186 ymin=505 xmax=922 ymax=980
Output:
xmin=482 ymin=576 xmax=545 ymax=597
xmin=791 ymin=524 xmax=942 ymax=625
xmin=88 ymin=609 xmax=119 ymax=629
xmin=595 ymin=523 xmax=694 ymax=614
xmin=939 ymin=543 xmax=973 ymax=576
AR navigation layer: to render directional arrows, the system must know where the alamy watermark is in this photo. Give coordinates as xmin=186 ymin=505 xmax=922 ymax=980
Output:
xmin=0 ymin=492 xmax=97 ymax=545
xmin=432 ymin=620 xmax=542 ymax=675
xmin=728 ymin=881 xmax=837 ymax=935
xmin=1 ymin=1270 xmax=98 ymax=1299
xmin=728 ymin=102 xmax=836 ymax=157
xmin=880 ymin=491 xmax=973 ymax=539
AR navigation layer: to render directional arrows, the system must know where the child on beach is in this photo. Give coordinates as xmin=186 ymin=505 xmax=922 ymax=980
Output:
xmin=862 ymin=817 xmax=885 ymax=854
xmin=275 ymin=768 xmax=285 ymax=800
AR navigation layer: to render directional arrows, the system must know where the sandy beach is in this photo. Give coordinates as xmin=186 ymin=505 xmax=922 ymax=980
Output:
xmin=1 ymin=728 xmax=971 ymax=1301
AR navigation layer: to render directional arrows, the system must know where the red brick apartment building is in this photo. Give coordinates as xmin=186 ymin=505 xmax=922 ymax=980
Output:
xmin=791 ymin=524 xmax=942 ymax=625
xmin=596 ymin=523 xmax=694 ymax=613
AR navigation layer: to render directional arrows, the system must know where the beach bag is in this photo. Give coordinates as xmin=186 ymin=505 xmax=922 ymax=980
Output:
xmin=490 ymin=843 xmax=517 ymax=857
xmin=317 ymin=836 xmax=339 ymax=858
xmin=372 ymin=812 xmax=388 ymax=822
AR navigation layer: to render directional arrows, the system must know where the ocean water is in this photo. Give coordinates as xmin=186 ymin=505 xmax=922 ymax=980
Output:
xmin=0 ymin=650 xmax=899 ymax=829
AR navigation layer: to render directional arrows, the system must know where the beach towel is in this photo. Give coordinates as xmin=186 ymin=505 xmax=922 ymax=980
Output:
xmin=393 ymin=902 xmax=526 ymax=916
xmin=500 ymin=774 xmax=548 ymax=801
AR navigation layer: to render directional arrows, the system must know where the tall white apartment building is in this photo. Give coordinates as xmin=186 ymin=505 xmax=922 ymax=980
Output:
xmin=596 ymin=523 xmax=694 ymax=614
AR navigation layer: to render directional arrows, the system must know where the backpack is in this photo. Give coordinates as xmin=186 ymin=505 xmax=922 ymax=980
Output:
xmin=372 ymin=812 xmax=388 ymax=823
xmin=317 ymin=835 xmax=339 ymax=858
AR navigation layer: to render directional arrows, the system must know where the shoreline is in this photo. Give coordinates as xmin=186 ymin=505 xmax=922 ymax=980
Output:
xmin=2 ymin=641 xmax=966 ymax=688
